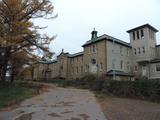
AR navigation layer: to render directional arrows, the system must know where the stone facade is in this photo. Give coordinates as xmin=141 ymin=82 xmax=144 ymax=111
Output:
xmin=33 ymin=24 xmax=160 ymax=80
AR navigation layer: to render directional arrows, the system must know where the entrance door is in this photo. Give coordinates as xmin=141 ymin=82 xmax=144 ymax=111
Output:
xmin=89 ymin=59 xmax=97 ymax=74
xmin=142 ymin=65 xmax=147 ymax=77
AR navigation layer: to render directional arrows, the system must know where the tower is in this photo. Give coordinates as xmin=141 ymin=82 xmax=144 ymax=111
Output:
xmin=127 ymin=24 xmax=158 ymax=78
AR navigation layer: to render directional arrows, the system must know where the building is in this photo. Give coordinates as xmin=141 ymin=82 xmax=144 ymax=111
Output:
xmin=33 ymin=24 xmax=160 ymax=80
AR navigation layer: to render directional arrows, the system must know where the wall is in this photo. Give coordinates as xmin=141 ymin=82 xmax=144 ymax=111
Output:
xmin=83 ymin=40 xmax=107 ymax=77
xmin=106 ymin=40 xmax=132 ymax=73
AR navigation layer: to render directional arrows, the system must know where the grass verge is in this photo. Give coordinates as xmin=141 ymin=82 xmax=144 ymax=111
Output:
xmin=0 ymin=82 xmax=42 ymax=108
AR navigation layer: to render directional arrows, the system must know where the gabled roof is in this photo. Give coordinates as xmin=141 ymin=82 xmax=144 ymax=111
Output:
xmin=127 ymin=24 xmax=158 ymax=33
xmin=68 ymin=52 xmax=83 ymax=58
xmin=82 ymin=34 xmax=131 ymax=48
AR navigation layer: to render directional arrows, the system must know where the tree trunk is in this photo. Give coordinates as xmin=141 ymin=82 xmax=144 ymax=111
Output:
xmin=10 ymin=70 xmax=14 ymax=83
xmin=1 ymin=47 xmax=11 ymax=84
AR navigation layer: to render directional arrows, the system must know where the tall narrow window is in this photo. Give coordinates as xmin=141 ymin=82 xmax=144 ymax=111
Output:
xmin=120 ymin=46 xmax=123 ymax=55
xmin=120 ymin=60 xmax=123 ymax=69
xmin=127 ymin=62 xmax=130 ymax=71
xmin=81 ymin=66 xmax=83 ymax=73
xmin=134 ymin=65 xmax=138 ymax=71
xmin=138 ymin=47 xmax=141 ymax=54
xmin=100 ymin=62 xmax=103 ymax=70
xmin=76 ymin=67 xmax=78 ymax=73
xmin=127 ymin=49 xmax=129 ymax=56
xmin=137 ymin=31 xmax=139 ymax=39
xmin=85 ymin=64 xmax=88 ymax=72
xmin=156 ymin=64 xmax=160 ymax=72
xmin=141 ymin=29 xmax=144 ymax=38
xmin=112 ymin=59 xmax=116 ymax=69
xmin=92 ymin=44 xmax=97 ymax=53
xmin=89 ymin=46 xmax=91 ymax=54
xmin=142 ymin=46 xmax=145 ymax=53
xmin=133 ymin=32 xmax=135 ymax=40
xmin=134 ymin=48 xmax=136 ymax=55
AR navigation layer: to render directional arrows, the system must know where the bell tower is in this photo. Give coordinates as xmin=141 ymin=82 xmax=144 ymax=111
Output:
xmin=127 ymin=24 xmax=158 ymax=62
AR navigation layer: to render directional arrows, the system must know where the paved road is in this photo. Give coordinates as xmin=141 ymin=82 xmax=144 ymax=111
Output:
xmin=0 ymin=85 xmax=107 ymax=120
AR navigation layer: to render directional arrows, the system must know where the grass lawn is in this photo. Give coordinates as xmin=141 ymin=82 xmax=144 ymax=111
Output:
xmin=0 ymin=82 xmax=40 ymax=108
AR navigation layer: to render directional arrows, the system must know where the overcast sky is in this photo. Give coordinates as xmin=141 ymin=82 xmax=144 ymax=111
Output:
xmin=34 ymin=0 xmax=160 ymax=55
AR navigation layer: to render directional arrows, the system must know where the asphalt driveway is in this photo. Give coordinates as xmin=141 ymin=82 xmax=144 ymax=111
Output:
xmin=0 ymin=85 xmax=107 ymax=120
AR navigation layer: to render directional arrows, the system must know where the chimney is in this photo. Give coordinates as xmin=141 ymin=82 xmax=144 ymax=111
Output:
xmin=91 ymin=28 xmax=98 ymax=40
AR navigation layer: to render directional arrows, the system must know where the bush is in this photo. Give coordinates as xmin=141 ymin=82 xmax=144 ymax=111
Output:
xmin=36 ymin=76 xmax=160 ymax=102
xmin=102 ymin=79 xmax=160 ymax=102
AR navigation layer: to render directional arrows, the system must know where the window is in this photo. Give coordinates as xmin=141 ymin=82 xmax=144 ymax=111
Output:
xmin=120 ymin=46 xmax=123 ymax=55
xmin=112 ymin=59 xmax=116 ymax=69
xmin=85 ymin=64 xmax=88 ymax=72
xmin=91 ymin=59 xmax=96 ymax=64
xmin=134 ymin=48 xmax=136 ymax=55
xmin=100 ymin=62 xmax=103 ymax=70
xmin=134 ymin=65 xmax=138 ymax=71
xmin=93 ymin=44 xmax=96 ymax=53
xmin=127 ymin=49 xmax=129 ymax=56
xmin=137 ymin=31 xmax=139 ymax=39
xmin=149 ymin=29 xmax=154 ymax=40
xmin=138 ymin=47 xmax=141 ymax=54
xmin=142 ymin=46 xmax=145 ymax=53
xmin=127 ymin=62 xmax=130 ymax=71
xmin=76 ymin=67 xmax=78 ymax=73
xmin=120 ymin=60 xmax=123 ymax=69
xmin=81 ymin=57 xmax=83 ymax=62
xmin=133 ymin=32 xmax=135 ymax=40
xmin=89 ymin=46 xmax=91 ymax=54
xmin=81 ymin=66 xmax=83 ymax=73
xmin=141 ymin=29 xmax=144 ymax=38
xmin=156 ymin=64 xmax=160 ymax=72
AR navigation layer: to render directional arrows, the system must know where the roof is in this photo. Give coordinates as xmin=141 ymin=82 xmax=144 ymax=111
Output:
xmin=36 ymin=60 xmax=57 ymax=64
xmin=150 ymin=59 xmax=160 ymax=63
xmin=68 ymin=52 xmax=83 ymax=58
xmin=156 ymin=44 xmax=160 ymax=47
xmin=127 ymin=24 xmax=158 ymax=33
xmin=106 ymin=70 xmax=134 ymax=76
xmin=82 ymin=34 xmax=131 ymax=48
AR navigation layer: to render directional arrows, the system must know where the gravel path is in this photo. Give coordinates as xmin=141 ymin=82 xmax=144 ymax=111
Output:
xmin=0 ymin=85 xmax=107 ymax=120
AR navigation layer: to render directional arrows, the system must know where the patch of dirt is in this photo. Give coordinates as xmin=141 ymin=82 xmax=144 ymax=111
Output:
xmin=48 ymin=112 xmax=61 ymax=117
xmin=61 ymin=110 xmax=73 ymax=114
xmin=98 ymin=95 xmax=160 ymax=120
xmin=15 ymin=112 xmax=34 ymax=120
xmin=78 ymin=113 xmax=90 ymax=120
xmin=70 ymin=117 xmax=81 ymax=120
xmin=56 ymin=101 xmax=75 ymax=107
